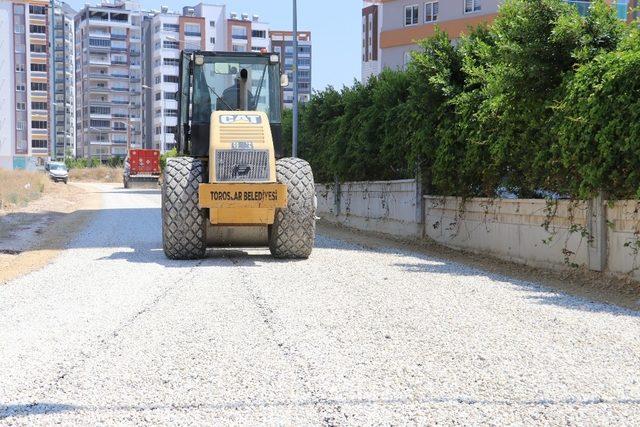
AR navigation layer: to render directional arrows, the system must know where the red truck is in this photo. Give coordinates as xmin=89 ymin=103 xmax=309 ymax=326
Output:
xmin=124 ymin=149 xmax=161 ymax=188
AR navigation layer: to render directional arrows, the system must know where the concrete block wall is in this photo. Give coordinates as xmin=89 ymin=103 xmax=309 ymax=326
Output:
xmin=606 ymin=201 xmax=640 ymax=279
xmin=317 ymin=179 xmax=640 ymax=281
xmin=316 ymin=179 xmax=421 ymax=237
xmin=423 ymin=197 xmax=594 ymax=272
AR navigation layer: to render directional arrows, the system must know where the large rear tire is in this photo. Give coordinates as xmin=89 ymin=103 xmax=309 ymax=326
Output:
xmin=269 ymin=157 xmax=316 ymax=259
xmin=162 ymin=157 xmax=207 ymax=260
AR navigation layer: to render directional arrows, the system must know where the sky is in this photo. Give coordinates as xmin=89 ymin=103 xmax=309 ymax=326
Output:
xmin=65 ymin=0 xmax=363 ymax=91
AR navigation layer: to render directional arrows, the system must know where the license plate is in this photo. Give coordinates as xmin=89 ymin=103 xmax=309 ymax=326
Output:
xmin=198 ymin=183 xmax=288 ymax=209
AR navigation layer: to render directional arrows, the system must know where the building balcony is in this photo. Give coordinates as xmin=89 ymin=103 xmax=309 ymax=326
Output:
xmin=89 ymin=86 xmax=110 ymax=93
xmin=111 ymin=87 xmax=130 ymax=92
xmin=111 ymin=60 xmax=128 ymax=66
xmin=111 ymin=34 xmax=127 ymax=41
xmin=89 ymin=31 xmax=111 ymax=38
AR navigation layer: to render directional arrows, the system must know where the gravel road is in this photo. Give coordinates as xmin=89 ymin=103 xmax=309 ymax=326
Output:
xmin=1 ymin=184 xmax=639 ymax=425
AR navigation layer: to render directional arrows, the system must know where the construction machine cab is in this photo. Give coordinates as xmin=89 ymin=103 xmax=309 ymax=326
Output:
xmin=176 ymin=51 xmax=286 ymax=159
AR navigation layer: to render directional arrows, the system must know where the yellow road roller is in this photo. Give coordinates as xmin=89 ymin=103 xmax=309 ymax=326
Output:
xmin=162 ymin=51 xmax=316 ymax=260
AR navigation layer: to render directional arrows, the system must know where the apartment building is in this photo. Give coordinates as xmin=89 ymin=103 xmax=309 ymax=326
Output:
xmin=142 ymin=6 xmax=205 ymax=152
xmin=74 ymin=0 xmax=144 ymax=160
xmin=142 ymin=3 xmax=227 ymax=152
xmin=362 ymin=2 xmax=382 ymax=82
xmin=361 ymin=0 xmax=499 ymax=80
xmin=228 ymin=12 xmax=270 ymax=53
xmin=0 ymin=0 xmax=52 ymax=170
xmin=51 ymin=0 xmax=76 ymax=160
xmin=269 ymin=30 xmax=312 ymax=109
xmin=363 ymin=0 xmax=636 ymax=81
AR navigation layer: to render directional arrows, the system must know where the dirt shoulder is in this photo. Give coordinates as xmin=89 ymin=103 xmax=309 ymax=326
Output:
xmin=318 ymin=220 xmax=640 ymax=312
xmin=0 ymin=183 xmax=101 ymax=285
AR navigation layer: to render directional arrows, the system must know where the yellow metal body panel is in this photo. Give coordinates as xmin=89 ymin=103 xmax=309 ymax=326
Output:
xmin=200 ymin=111 xmax=283 ymax=226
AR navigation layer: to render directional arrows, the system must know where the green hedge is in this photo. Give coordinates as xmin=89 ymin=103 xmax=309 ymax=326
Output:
xmin=284 ymin=0 xmax=637 ymax=199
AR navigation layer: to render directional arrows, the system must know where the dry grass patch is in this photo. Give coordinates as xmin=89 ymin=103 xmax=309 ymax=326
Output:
xmin=0 ymin=170 xmax=49 ymax=209
xmin=69 ymin=167 xmax=123 ymax=183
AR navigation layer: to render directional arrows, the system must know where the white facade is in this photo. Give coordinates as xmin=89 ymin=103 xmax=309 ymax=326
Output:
xmin=192 ymin=2 xmax=226 ymax=51
xmin=250 ymin=19 xmax=270 ymax=52
xmin=52 ymin=1 xmax=76 ymax=159
xmin=0 ymin=0 xmax=52 ymax=170
xmin=0 ymin=1 xmax=16 ymax=169
xmin=75 ymin=0 xmax=144 ymax=160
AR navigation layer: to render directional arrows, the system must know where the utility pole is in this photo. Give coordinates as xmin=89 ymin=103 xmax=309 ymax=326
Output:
xmin=292 ymin=0 xmax=299 ymax=158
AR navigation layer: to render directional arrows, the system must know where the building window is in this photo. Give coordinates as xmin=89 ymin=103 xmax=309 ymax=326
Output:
xmin=32 ymin=139 xmax=48 ymax=149
xmin=425 ymin=2 xmax=439 ymax=22
xmin=89 ymin=120 xmax=110 ymax=128
xmin=155 ymin=92 xmax=161 ymax=101
xmin=32 ymin=120 xmax=48 ymax=129
xmin=165 ymin=109 xmax=178 ymax=117
xmin=90 ymin=106 xmax=110 ymax=115
xmin=14 ymin=24 xmax=25 ymax=34
xmin=16 ymin=121 xmax=25 ymax=131
xmin=231 ymin=26 xmax=248 ymax=40
xmin=155 ymin=75 xmax=161 ymax=84
xmin=16 ymin=102 xmax=26 ymax=111
xmin=89 ymin=38 xmax=111 ymax=47
xmin=163 ymin=91 xmax=176 ymax=100
xmin=209 ymin=20 xmax=215 ymax=27
xmin=30 ymin=44 xmax=47 ymax=53
xmin=163 ymin=58 xmax=180 ymax=66
xmin=15 ymin=63 xmax=25 ymax=72
xmin=29 ymin=24 xmax=46 ymax=34
xmin=163 ymin=40 xmax=179 ymax=49
xmin=163 ymin=75 xmax=179 ymax=83
xmin=405 ymin=5 xmax=419 ymax=26
xmin=232 ymin=44 xmax=247 ymax=52
xmin=209 ymin=37 xmax=216 ymax=44
xmin=30 ymin=63 xmax=46 ymax=72
xmin=32 ymin=101 xmax=47 ymax=110
xmin=464 ymin=0 xmax=481 ymax=13
xmin=165 ymin=126 xmax=177 ymax=134
xmin=252 ymin=30 xmax=266 ymax=38
xmin=163 ymin=23 xmax=179 ymax=32
xmin=31 ymin=82 xmax=47 ymax=91
xmin=28 ymin=5 xmax=46 ymax=15
xmin=184 ymin=23 xmax=201 ymax=36
xmin=155 ymin=125 xmax=161 ymax=135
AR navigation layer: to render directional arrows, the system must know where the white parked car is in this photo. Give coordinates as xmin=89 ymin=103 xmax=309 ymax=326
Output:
xmin=47 ymin=162 xmax=69 ymax=184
